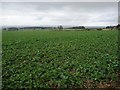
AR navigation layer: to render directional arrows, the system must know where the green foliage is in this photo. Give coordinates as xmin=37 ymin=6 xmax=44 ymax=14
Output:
xmin=2 ymin=30 xmax=118 ymax=88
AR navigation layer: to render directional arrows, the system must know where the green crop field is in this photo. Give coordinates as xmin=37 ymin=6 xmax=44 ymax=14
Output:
xmin=2 ymin=30 xmax=119 ymax=88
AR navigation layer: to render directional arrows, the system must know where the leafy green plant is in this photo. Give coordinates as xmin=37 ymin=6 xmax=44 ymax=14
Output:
xmin=2 ymin=30 xmax=118 ymax=88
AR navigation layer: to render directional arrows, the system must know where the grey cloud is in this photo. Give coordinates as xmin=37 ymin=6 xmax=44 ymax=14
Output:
xmin=1 ymin=2 xmax=118 ymax=26
xmin=2 ymin=2 xmax=117 ymax=13
xmin=36 ymin=2 xmax=117 ymax=12
xmin=1 ymin=0 xmax=119 ymax=2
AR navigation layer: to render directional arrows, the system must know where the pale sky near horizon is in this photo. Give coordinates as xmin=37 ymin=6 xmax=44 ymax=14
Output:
xmin=0 ymin=2 xmax=118 ymax=26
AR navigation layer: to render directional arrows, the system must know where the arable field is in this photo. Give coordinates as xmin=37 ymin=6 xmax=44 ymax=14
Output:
xmin=2 ymin=30 xmax=119 ymax=88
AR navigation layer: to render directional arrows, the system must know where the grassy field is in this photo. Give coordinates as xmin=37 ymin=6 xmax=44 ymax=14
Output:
xmin=2 ymin=30 xmax=119 ymax=88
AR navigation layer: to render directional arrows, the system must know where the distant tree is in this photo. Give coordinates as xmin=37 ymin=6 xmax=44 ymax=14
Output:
xmin=97 ymin=28 xmax=102 ymax=31
xmin=8 ymin=27 xmax=18 ymax=31
xmin=71 ymin=26 xmax=85 ymax=29
xmin=116 ymin=24 xmax=120 ymax=29
xmin=106 ymin=26 xmax=110 ymax=29
xmin=106 ymin=26 xmax=114 ymax=29
xmin=53 ymin=27 xmax=56 ymax=29
xmin=86 ymin=28 xmax=90 ymax=31
xmin=2 ymin=28 xmax=7 ymax=30
xmin=58 ymin=25 xmax=63 ymax=30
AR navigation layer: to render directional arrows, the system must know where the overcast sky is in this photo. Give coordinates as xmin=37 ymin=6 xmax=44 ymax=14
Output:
xmin=1 ymin=0 xmax=119 ymax=2
xmin=0 ymin=2 xmax=118 ymax=26
xmin=118 ymin=2 xmax=120 ymax=24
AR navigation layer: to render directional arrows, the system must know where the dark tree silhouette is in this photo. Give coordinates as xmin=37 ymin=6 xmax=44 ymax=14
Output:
xmin=58 ymin=25 xmax=63 ymax=30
